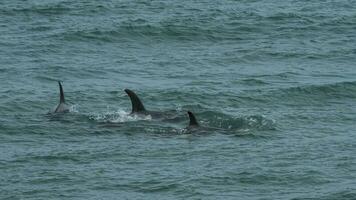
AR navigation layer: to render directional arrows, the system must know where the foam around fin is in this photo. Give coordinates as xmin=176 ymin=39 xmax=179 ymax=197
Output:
xmin=124 ymin=89 xmax=146 ymax=113
xmin=58 ymin=81 xmax=65 ymax=103
xmin=188 ymin=111 xmax=199 ymax=126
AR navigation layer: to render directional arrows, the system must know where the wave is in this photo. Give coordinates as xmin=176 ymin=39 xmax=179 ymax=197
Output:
xmin=315 ymin=191 xmax=356 ymax=200
xmin=196 ymin=110 xmax=276 ymax=131
xmin=277 ymin=81 xmax=356 ymax=99
xmin=58 ymin=22 xmax=240 ymax=43
xmin=265 ymin=12 xmax=315 ymax=24
xmin=1 ymin=4 xmax=71 ymax=16
xmin=237 ymin=78 xmax=269 ymax=86
xmin=251 ymin=72 xmax=300 ymax=79
xmin=0 ymin=2 xmax=109 ymax=16
xmin=259 ymin=81 xmax=356 ymax=105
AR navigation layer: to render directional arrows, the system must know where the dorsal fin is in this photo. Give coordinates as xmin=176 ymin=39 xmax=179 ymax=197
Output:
xmin=58 ymin=81 xmax=65 ymax=103
xmin=187 ymin=111 xmax=199 ymax=126
xmin=124 ymin=89 xmax=146 ymax=113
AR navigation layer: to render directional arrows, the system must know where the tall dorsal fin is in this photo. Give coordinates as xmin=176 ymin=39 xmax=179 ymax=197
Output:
xmin=124 ymin=89 xmax=146 ymax=113
xmin=187 ymin=111 xmax=199 ymax=126
xmin=58 ymin=81 xmax=65 ymax=103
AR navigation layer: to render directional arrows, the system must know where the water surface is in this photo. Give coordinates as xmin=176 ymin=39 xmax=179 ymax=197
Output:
xmin=1 ymin=0 xmax=356 ymax=199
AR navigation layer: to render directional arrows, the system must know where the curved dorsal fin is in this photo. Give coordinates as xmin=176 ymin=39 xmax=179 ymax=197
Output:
xmin=58 ymin=81 xmax=65 ymax=103
xmin=187 ymin=111 xmax=199 ymax=126
xmin=124 ymin=89 xmax=146 ymax=113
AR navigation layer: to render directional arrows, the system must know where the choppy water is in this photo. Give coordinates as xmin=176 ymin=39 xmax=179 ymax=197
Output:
xmin=1 ymin=0 xmax=356 ymax=199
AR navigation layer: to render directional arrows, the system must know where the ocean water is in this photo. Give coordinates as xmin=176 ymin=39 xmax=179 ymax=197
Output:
xmin=1 ymin=0 xmax=356 ymax=199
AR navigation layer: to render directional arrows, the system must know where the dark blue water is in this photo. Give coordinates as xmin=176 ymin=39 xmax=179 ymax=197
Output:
xmin=1 ymin=0 xmax=356 ymax=199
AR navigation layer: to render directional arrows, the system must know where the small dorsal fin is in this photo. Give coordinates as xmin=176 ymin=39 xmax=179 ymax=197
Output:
xmin=58 ymin=81 xmax=65 ymax=103
xmin=188 ymin=111 xmax=199 ymax=126
xmin=124 ymin=89 xmax=146 ymax=113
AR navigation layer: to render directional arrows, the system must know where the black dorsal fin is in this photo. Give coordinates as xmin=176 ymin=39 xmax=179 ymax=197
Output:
xmin=124 ymin=89 xmax=146 ymax=113
xmin=58 ymin=81 xmax=65 ymax=103
xmin=188 ymin=111 xmax=199 ymax=126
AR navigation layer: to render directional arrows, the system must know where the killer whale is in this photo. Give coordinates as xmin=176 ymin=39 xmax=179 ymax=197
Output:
xmin=124 ymin=89 xmax=147 ymax=114
xmin=185 ymin=111 xmax=225 ymax=133
xmin=53 ymin=81 xmax=69 ymax=113
xmin=124 ymin=89 xmax=179 ymax=119
xmin=187 ymin=111 xmax=199 ymax=127
xmin=185 ymin=111 xmax=202 ymax=132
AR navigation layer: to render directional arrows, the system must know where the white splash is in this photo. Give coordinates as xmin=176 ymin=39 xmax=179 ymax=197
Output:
xmin=69 ymin=104 xmax=79 ymax=113
xmin=90 ymin=109 xmax=152 ymax=123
